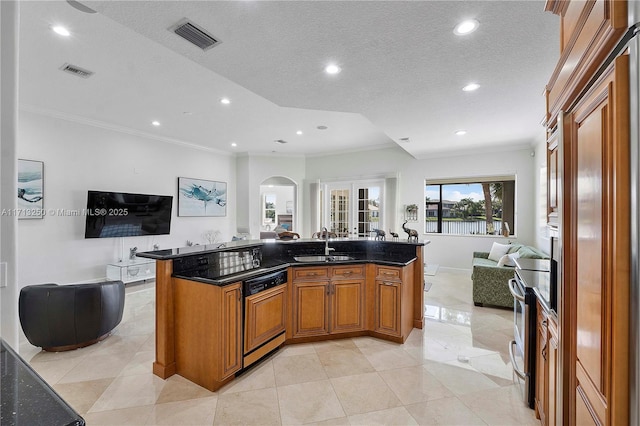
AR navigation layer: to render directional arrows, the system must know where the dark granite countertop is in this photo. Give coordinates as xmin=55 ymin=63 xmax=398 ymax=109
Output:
xmin=1 ymin=339 xmax=85 ymax=426
xmin=515 ymin=269 xmax=555 ymax=315
xmin=157 ymin=238 xmax=427 ymax=286
xmin=137 ymin=238 xmax=427 ymax=260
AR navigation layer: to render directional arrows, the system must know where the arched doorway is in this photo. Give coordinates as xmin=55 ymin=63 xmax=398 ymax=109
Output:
xmin=259 ymin=176 xmax=297 ymax=234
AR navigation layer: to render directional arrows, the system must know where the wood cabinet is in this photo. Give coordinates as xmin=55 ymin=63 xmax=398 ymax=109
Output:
xmin=172 ymin=278 xmax=242 ymax=391
xmin=292 ymin=265 xmax=365 ymax=338
xmin=244 ymin=283 xmax=286 ymax=354
xmin=373 ymin=265 xmax=413 ymax=339
xmin=544 ymin=1 xmax=631 ymax=424
xmin=535 ymin=300 xmax=559 ymax=426
xmin=547 ymin=130 xmax=559 ymax=226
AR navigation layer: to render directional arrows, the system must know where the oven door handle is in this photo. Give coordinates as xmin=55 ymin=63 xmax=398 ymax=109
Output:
xmin=509 ymin=340 xmax=526 ymax=380
xmin=508 ymin=279 xmax=525 ymax=302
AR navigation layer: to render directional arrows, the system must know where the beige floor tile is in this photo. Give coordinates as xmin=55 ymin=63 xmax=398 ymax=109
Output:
xmin=82 ymin=405 xmax=154 ymax=425
xmin=304 ymin=417 xmax=350 ymax=426
xmin=274 ymin=342 xmax=317 ymax=358
xmin=89 ymin=333 xmax=149 ymax=356
xmin=139 ymin=333 xmax=156 ymax=352
xmin=312 ymin=338 xmax=359 ymax=353
xmin=119 ymin=350 xmax=155 ymax=376
xmin=89 ymin=373 xmax=166 ymax=412
xmin=317 ymin=349 xmax=374 ymax=378
xmin=351 ymin=336 xmax=400 ymax=349
xmin=52 ymin=378 xmax=114 ymax=415
xmin=272 ymin=352 xmax=327 ymax=386
xmin=28 ymin=356 xmax=85 ymax=385
xmin=405 ymin=397 xmax=487 ymax=425
xmin=330 ymin=372 xmax=402 ymax=416
xmin=348 ymin=406 xmax=419 ymax=425
xmin=378 ymin=365 xmax=454 ymax=405
xmin=423 ymin=362 xmax=500 ymax=396
xmin=458 ymin=384 xmax=539 ymax=425
xmin=57 ymin=351 xmax=136 ymax=384
xmin=464 ymin=352 xmax=514 ymax=381
xmin=156 ymin=374 xmax=215 ymax=404
xmin=221 ymin=359 xmax=276 ymax=394
xmin=277 ymin=380 xmax=345 ymax=424
xmin=360 ymin=344 xmax=421 ymax=371
xmin=146 ymin=396 xmax=217 ymax=425
xmin=214 ymin=388 xmax=280 ymax=425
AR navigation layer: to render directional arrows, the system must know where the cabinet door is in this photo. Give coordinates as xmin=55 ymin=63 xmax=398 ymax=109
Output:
xmin=221 ymin=283 xmax=242 ymax=379
xmin=292 ymin=281 xmax=330 ymax=337
xmin=567 ymin=54 xmax=629 ymax=425
xmin=535 ymin=304 xmax=548 ymax=424
xmin=331 ymin=279 xmax=365 ymax=333
xmin=374 ymin=280 xmax=401 ymax=337
xmin=244 ymin=284 xmax=286 ymax=354
xmin=547 ymin=133 xmax=559 ymax=225
xmin=548 ymin=317 xmax=558 ymax=426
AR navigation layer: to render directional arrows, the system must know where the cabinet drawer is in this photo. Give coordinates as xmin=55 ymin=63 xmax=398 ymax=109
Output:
xmin=331 ymin=265 xmax=364 ymax=279
xmin=376 ymin=266 xmax=401 ymax=281
xmin=293 ymin=267 xmax=329 ymax=280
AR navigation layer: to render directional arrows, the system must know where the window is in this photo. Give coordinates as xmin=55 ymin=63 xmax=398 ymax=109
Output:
xmin=425 ymin=178 xmax=515 ymax=235
xmin=321 ymin=181 xmax=383 ymax=237
xmin=263 ymin=194 xmax=276 ymax=227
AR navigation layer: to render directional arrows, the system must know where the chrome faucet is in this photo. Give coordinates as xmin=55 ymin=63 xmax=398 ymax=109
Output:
xmin=322 ymin=227 xmax=335 ymax=256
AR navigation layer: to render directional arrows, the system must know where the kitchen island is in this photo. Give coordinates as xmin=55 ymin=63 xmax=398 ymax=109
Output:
xmin=138 ymin=238 xmax=427 ymax=391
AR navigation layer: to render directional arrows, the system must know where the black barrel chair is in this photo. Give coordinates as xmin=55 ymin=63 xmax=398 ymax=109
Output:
xmin=19 ymin=281 xmax=125 ymax=352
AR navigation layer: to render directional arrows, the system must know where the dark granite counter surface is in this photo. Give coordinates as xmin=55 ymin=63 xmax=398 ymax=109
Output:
xmin=515 ymin=268 xmax=555 ymax=316
xmin=137 ymin=238 xmax=427 ymax=260
xmin=148 ymin=238 xmax=427 ymax=286
xmin=1 ymin=339 xmax=84 ymax=426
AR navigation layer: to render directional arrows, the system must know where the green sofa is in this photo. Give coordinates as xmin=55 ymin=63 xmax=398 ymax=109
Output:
xmin=471 ymin=244 xmax=549 ymax=308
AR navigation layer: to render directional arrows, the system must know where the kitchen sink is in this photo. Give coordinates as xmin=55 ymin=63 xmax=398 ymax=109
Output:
xmin=294 ymin=255 xmax=354 ymax=263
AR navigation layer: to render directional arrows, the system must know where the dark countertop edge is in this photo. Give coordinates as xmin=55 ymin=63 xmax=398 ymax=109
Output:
xmin=172 ymin=257 xmax=417 ymax=286
xmin=137 ymin=238 xmax=428 ymax=260
xmin=533 ymin=287 xmax=558 ymax=320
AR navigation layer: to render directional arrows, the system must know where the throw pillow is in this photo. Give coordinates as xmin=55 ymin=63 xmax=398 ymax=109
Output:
xmin=497 ymin=252 xmax=520 ymax=267
xmin=507 ymin=244 xmax=523 ymax=254
xmin=488 ymin=242 xmax=511 ymax=262
xmin=497 ymin=254 xmax=510 ymax=267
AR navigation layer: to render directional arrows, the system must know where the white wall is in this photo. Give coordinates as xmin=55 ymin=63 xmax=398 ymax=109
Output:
xmin=533 ymin=131 xmax=551 ymax=252
xmin=236 ymin=154 xmax=305 ymax=238
xmin=305 ymin=145 xmax=539 ymax=269
xmin=17 ymin=111 xmax=236 ymax=285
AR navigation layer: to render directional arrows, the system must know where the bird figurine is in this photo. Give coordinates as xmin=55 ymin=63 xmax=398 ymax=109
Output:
xmin=389 ymin=229 xmax=399 ymax=241
xmin=402 ymin=221 xmax=419 ymax=242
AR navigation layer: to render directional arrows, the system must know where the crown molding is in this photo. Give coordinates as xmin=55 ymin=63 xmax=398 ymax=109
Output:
xmin=20 ymin=104 xmax=232 ymax=156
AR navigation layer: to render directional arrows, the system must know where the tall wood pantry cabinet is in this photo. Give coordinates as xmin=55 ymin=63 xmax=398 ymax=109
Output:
xmin=544 ymin=1 xmax=631 ymax=424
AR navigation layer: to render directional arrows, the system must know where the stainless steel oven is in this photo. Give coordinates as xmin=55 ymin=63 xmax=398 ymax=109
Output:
xmin=508 ymin=271 xmax=536 ymax=408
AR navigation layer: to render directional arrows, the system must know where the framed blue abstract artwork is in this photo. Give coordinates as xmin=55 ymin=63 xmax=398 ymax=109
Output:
xmin=178 ymin=177 xmax=227 ymax=217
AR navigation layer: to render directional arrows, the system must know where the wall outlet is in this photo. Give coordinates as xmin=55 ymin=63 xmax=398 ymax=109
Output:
xmin=0 ymin=262 xmax=7 ymax=288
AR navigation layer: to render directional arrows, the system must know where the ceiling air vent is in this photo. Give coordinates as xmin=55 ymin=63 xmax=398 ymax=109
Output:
xmin=60 ymin=63 xmax=94 ymax=78
xmin=275 ymin=139 xmax=288 ymax=144
xmin=171 ymin=19 xmax=220 ymax=51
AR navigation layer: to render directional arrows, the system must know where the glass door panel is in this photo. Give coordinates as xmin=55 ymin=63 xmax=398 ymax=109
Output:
xmin=329 ymin=189 xmax=349 ymax=237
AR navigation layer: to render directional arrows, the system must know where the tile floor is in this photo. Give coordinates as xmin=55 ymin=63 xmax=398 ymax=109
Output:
xmin=19 ymin=268 xmax=538 ymax=425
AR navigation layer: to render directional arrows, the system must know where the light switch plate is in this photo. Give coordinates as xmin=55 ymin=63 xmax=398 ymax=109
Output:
xmin=0 ymin=262 xmax=7 ymax=288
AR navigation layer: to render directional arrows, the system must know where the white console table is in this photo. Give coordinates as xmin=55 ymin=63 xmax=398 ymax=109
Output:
xmin=106 ymin=259 xmax=155 ymax=284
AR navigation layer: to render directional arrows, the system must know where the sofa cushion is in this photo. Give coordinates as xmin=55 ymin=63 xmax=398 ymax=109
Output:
xmin=507 ymin=244 xmax=523 ymax=254
xmin=517 ymin=246 xmax=547 ymax=259
xmin=473 ymin=257 xmax=501 ymax=267
xmin=488 ymin=242 xmax=510 ymax=262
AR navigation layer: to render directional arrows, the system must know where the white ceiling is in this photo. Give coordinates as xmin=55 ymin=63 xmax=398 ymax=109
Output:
xmin=18 ymin=1 xmax=559 ymax=158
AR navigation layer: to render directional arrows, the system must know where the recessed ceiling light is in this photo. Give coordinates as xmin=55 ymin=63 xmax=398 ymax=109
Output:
xmin=220 ymin=98 xmax=231 ymax=105
xmin=455 ymin=130 xmax=467 ymax=136
xmin=454 ymin=19 xmax=479 ymax=36
xmin=152 ymin=121 xmax=160 ymax=126
xmin=231 ymin=142 xmax=237 ymax=147
xmin=324 ymin=64 xmax=341 ymax=75
xmin=52 ymin=25 xmax=71 ymax=37
xmin=462 ymin=83 xmax=480 ymax=92
xmin=296 ymin=130 xmax=303 ymax=135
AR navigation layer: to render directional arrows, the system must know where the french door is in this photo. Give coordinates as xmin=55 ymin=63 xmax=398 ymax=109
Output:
xmin=321 ymin=181 xmax=383 ymax=238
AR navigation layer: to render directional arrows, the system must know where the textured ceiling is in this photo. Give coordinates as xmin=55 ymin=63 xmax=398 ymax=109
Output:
xmin=19 ymin=1 xmax=559 ymax=158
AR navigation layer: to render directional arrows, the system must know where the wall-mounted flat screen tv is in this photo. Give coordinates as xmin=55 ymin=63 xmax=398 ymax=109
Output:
xmin=85 ymin=190 xmax=173 ymax=238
